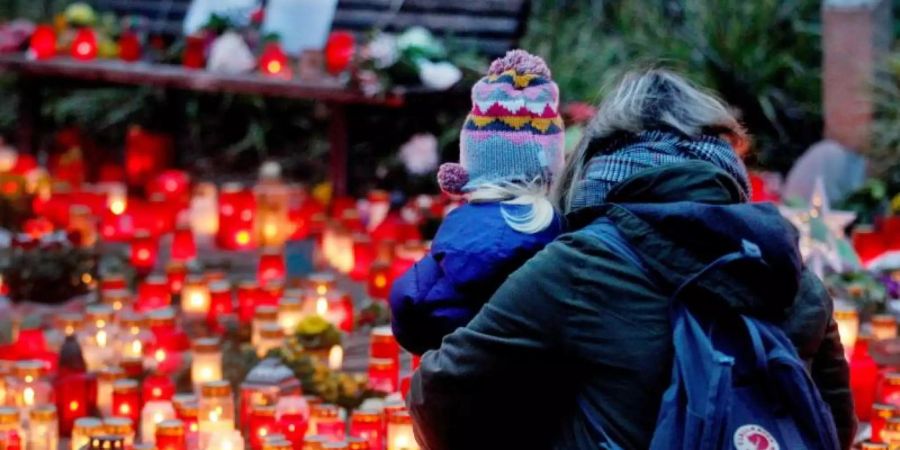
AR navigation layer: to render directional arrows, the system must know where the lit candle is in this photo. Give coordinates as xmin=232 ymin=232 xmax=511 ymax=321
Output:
xmin=308 ymin=404 xmax=344 ymax=441
xmin=238 ymin=281 xmax=262 ymax=324
xmin=873 ymin=315 xmax=898 ymax=341
xmin=69 ymin=204 xmax=98 ymax=247
xmin=171 ymin=226 xmax=197 ymax=262
xmin=107 ymin=183 xmax=127 ymax=216
xmin=370 ymin=326 xmax=400 ymax=367
xmin=198 ymin=381 xmax=235 ymax=450
xmin=258 ymin=250 xmax=286 ymax=286
xmin=173 ymin=395 xmax=200 ymax=449
xmin=350 ymin=409 xmax=383 ymax=450
xmin=28 ymin=405 xmax=58 ymax=450
xmin=104 ymin=417 xmax=135 ymax=449
xmin=275 ymin=396 xmax=309 ymax=449
xmin=137 ymin=276 xmax=172 ymax=312
xmin=250 ymin=404 xmax=278 ymax=450
xmin=71 ymin=27 xmax=98 ymax=61
xmin=11 ymin=360 xmax=50 ymax=419
xmin=217 ymin=184 xmax=256 ymax=250
xmin=252 ymin=306 xmax=279 ymax=346
xmin=101 ymin=288 xmax=131 ymax=313
xmin=387 ymin=410 xmax=419 ymax=450
xmin=328 ymin=345 xmax=343 ymax=371
xmin=259 ymin=42 xmax=292 ymax=79
xmin=131 ymin=230 xmax=159 ymax=274
xmin=256 ymin=323 xmax=284 ymax=358
xmin=277 ymin=297 xmax=303 ymax=336
xmin=308 ymin=273 xmax=336 ymax=296
xmin=872 ymin=403 xmax=897 ymax=443
xmin=190 ymin=182 xmax=219 ymax=241
xmin=71 ymin=417 xmax=104 ymax=450
xmin=207 ymin=281 xmax=234 ymax=330
xmin=191 ymin=338 xmax=223 ymax=393
xmin=368 ymin=358 xmax=399 ymax=394
xmin=28 ymin=25 xmax=56 ymax=60
xmin=57 ymin=312 xmax=84 ymax=338
xmin=156 ymin=418 xmax=187 ymax=450
xmin=143 ymin=372 xmax=176 ymax=402
xmin=834 ymin=301 xmax=859 ymax=361
xmin=112 ymin=379 xmax=141 ymax=424
xmin=96 ymin=367 xmax=125 ymax=417
xmin=182 ymin=275 xmax=211 ymax=319
xmin=88 ymin=435 xmax=126 ymax=450
xmin=206 ymin=429 xmax=244 ymax=450
xmin=166 ymin=261 xmax=188 ymax=294
xmin=141 ymin=400 xmax=176 ymax=445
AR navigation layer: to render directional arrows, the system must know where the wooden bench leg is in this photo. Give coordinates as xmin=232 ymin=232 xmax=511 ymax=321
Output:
xmin=16 ymin=77 xmax=40 ymax=155
xmin=328 ymin=102 xmax=349 ymax=198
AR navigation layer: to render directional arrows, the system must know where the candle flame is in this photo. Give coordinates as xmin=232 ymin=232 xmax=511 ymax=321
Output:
xmin=131 ymin=339 xmax=142 ymax=356
xmin=24 ymin=375 xmax=33 ymax=383
xmin=137 ymin=248 xmax=151 ymax=261
xmin=316 ymin=297 xmax=328 ymax=316
xmin=153 ymin=412 xmax=164 ymax=423
xmin=258 ymin=427 xmax=268 ymax=437
xmin=236 ymin=230 xmax=251 ymax=246
xmin=65 ymin=325 xmax=75 ymax=336
xmin=152 ymin=387 xmax=162 ymax=398
xmin=328 ymin=345 xmax=343 ymax=371
xmin=76 ymin=42 xmax=91 ymax=56
xmin=97 ymin=330 xmax=107 ymax=347
xmin=109 ymin=198 xmax=126 ymax=215
xmin=69 ymin=400 xmax=79 ymax=411
xmin=96 ymin=319 xmax=106 ymax=328
xmin=120 ymin=403 xmax=130 ymax=415
xmin=395 ymin=435 xmax=410 ymax=448
xmin=375 ymin=274 xmax=387 ymax=289
xmin=316 ymin=285 xmax=327 ymax=295
xmin=266 ymin=60 xmax=282 ymax=74
xmin=23 ymin=386 xmax=34 ymax=405
xmin=190 ymin=292 xmax=205 ymax=307
xmin=130 ymin=326 xmax=140 ymax=335
xmin=155 ymin=349 xmax=166 ymax=362
xmin=264 ymin=223 xmax=277 ymax=238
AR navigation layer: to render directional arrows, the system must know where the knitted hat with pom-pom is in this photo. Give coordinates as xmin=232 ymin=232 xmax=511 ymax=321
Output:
xmin=437 ymin=49 xmax=565 ymax=195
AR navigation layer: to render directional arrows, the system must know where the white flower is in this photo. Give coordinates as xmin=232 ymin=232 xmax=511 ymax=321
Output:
xmin=207 ymin=31 xmax=256 ymax=74
xmin=367 ymin=33 xmax=398 ymax=69
xmin=397 ymin=27 xmax=434 ymax=51
xmin=399 ymin=133 xmax=439 ymax=175
xmin=418 ymin=60 xmax=462 ymax=90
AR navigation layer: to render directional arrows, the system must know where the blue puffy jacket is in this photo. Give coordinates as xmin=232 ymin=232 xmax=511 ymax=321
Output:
xmin=389 ymin=201 xmax=562 ymax=355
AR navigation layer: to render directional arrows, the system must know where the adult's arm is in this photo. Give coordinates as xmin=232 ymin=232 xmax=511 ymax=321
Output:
xmin=407 ymin=240 xmax=572 ymax=450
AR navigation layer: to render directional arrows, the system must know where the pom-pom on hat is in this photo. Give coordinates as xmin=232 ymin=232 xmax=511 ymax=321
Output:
xmin=438 ymin=49 xmax=565 ymax=195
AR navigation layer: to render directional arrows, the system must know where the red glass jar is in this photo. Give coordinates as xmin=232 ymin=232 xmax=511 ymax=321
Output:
xmin=258 ymin=250 xmax=286 ymax=286
xmin=369 ymin=327 xmax=400 ymax=367
xmin=71 ymin=28 xmax=98 ymax=61
xmin=350 ymin=409 xmax=383 ymax=450
xmin=144 ymin=372 xmax=175 ymax=402
xmin=171 ymin=226 xmax=197 ymax=262
xmin=872 ymin=403 xmax=897 ymax=443
xmin=131 ymin=230 xmax=158 ymax=274
xmin=138 ymin=275 xmax=171 ymax=312
xmin=367 ymin=262 xmax=391 ymax=300
xmin=207 ymin=281 xmax=234 ymax=330
xmin=310 ymin=404 xmax=344 ymax=442
xmin=238 ymin=281 xmax=262 ymax=324
xmin=368 ymin=358 xmax=399 ymax=394
xmin=155 ymin=419 xmax=186 ymax=450
xmin=250 ymin=405 xmax=278 ymax=450
xmin=112 ymin=379 xmax=141 ymax=424
xmin=217 ymin=184 xmax=256 ymax=250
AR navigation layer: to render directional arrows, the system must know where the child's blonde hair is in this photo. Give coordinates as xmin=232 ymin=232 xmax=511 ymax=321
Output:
xmin=468 ymin=180 xmax=555 ymax=234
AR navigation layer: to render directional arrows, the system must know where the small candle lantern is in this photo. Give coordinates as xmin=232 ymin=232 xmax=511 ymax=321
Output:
xmin=370 ymin=327 xmax=400 ymax=367
xmin=253 ymin=306 xmax=279 ymax=347
xmin=71 ymin=27 xmax=98 ymax=61
xmin=307 ymin=273 xmax=336 ymax=297
xmin=71 ymin=417 xmax=104 ymax=450
xmin=119 ymin=31 xmax=141 ymax=62
xmin=156 ymin=418 xmax=186 ymax=450
xmin=112 ymin=379 xmax=141 ymax=424
xmin=240 ymin=360 xmax=302 ymax=436
xmin=10 ymin=360 xmax=51 ymax=419
xmin=350 ymin=409 xmax=383 ymax=450
xmin=260 ymin=42 xmax=292 ymax=79
xmin=69 ymin=205 xmax=98 ymax=247
xmin=834 ymin=301 xmax=859 ymax=361
xmin=190 ymin=182 xmax=219 ymax=241
xmin=104 ymin=417 xmax=135 ymax=448
xmin=250 ymin=404 xmax=278 ymax=449
xmin=206 ymin=429 xmax=244 ymax=450
xmin=182 ymin=275 xmax=212 ymax=320
xmin=367 ymin=261 xmax=392 ymax=301
xmin=0 ymin=407 xmax=23 ymax=450
xmin=218 ymin=184 xmax=256 ymax=251
xmin=174 ymin=396 xmax=199 ymax=449
xmin=143 ymin=372 xmax=176 ymax=402
xmin=138 ymin=276 xmax=172 ymax=312
xmin=28 ymin=25 xmax=56 ymax=60
xmin=96 ymin=367 xmax=126 ymax=417
xmin=167 ymin=262 xmax=188 ymax=294
xmin=101 ymin=288 xmax=131 ymax=313
xmin=386 ymin=410 xmax=419 ymax=450
xmin=257 ymin=323 xmax=284 ymax=358
xmin=131 ymin=231 xmax=159 ymax=274
xmin=258 ymin=250 xmax=287 ymax=286
xmin=141 ymin=400 xmax=176 ymax=444
xmin=275 ymin=395 xmax=309 ymax=448
xmin=171 ymin=226 xmax=197 ymax=262
xmin=278 ymin=297 xmax=303 ymax=336
xmin=106 ymin=183 xmax=127 ymax=216
xmin=873 ymin=403 xmax=896 ymax=443
xmin=192 ymin=338 xmax=223 ymax=393
xmin=28 ymin=405 xmax=58 ymax=450
xmin=198 ymin=381 xmax=236 ymax=450
xmin=101 ymin=275 xmax=128 ymax=292
xmin=368 ymin=358 xmax=399 ymax=394
xmin=308 ymin=404 xmax=344 ymax=441
xmin=238 ymin=281 xmax=262 ymax=324
xmin=58 ymin=312 xmax=84 ymax=337
xmin=873 ymin=315 xmax=898 ymax=341
xmin=88 ymin=435 xmax=126 ymax=450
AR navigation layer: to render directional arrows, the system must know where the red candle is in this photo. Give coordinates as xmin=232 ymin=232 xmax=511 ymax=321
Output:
xmin=367 ymin=358 xmax=398 ymax=393
xmin=28 ymin=25 xmax=56 ymax=60
xmin=277 ymin=412 xmax=307 ymax=448
xmin=166 ymin=262 xmax=187 ymax=294
xmin=237 ymin=281 xmax=261 ymax=324
xmin=872 ymin=403 xmax=897 ymax=443
xmin=155 ymin=419 xmax=186 ymax=450
xmin=258 ymin=250 xmax=286 ymax=286
xmin=112 ymin=379 xmax=141 ymax=424
xmin=171 ymin=226 xmax=196 ymax=262
xmin=56 ymin=372 xmax=93 ymax=436
xmin=207 ymin=281 xmax=234 ymax=330
xmin=249 ymin=405 xmax=278 ymax=450
xmin=125 ymin=126 xmax=172 ymax=189
xmin=217 ymin=185 xmax=256 ymax=250
xmin=324 ymin=31 xmax=355 ymax=75
xmin=851 ymin=338 xmax=879 ymax=421
xmin=367 ymin=262 xmax=391 ymax=300
xmin=118 ymin=31 xmax=141 ymax=62
xmin=143 ymin=373 xmax=175 ymax=402
xmin=370 ymin=327 xmax=400 ymax=367
xmin=71 ymin=28 xmax=97 ymax=61
xmin=119 ymin=357 xmax=144 ymax=379
xmin=350 ymin=409 xmax=383 ymax=450
xmin=335 ymin=292 xmax=355 ymax=333
xmin=881 ymin=372 xmax=900 ymax=407
xmin=311 ymin=404 xmax=345 ymax=441
xmin=182 ymin=35 xmax=205 ymax=69
xmin=131 ymin=230 xmax=158 ymax=274
xmin=148 ymin=170 xmax=190 ymax=203
xmin=138 ymin=275 xmax=172 ymax=312
xmin=351 ymin=235 xmax=375 ymax=282
xmin=259 ymin=42 xmax=292 ymax=79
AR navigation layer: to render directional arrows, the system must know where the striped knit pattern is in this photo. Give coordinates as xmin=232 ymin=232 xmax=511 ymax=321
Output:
xmin=459 ymin=68 xmax=565 ymax=192
xmin=570 ymin=130 xmax=751 ymax=211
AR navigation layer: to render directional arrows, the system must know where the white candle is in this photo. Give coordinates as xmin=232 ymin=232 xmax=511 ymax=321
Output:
xmin=328 ymin=345 xmax=343 ymax=371
xmin=277 ymin=297 xmax=303 ymax=335
xmin=834 ymin=300 xmax=859 ymax=361
xmin=387 ymin=410 xmax=420 ymax=450
xmin=140 ymin=400 xmax=176 ymax=444
xmin=206 ymin=429 xmax=243 ymax=450
xmin=182 ymin=276 xmax=211 ymax=319
xmin=191 ymin=338 xmax=223 ymax=393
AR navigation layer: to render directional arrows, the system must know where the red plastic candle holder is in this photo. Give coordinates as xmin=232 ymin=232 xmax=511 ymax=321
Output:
xmin=155 ymin=419 xmax=186 ymax=450
xmin=143 ymin=373 xmax=175 ymax=402
xmin=872 ymin=403 xmax=897 ymax=443
xmin=277 ymin=412 xmax=306 ymax=448
xmin=166 ymin=262 xmax=187 ymax=294
xmin=369 ymin=327 xmax=400 ymax=366
xmin=367 ymin=262 xmax=391 ymax=300
xmin=367 ymin=358 xmax=399 ymax=393
xmin=257 ymin=250 xmax=286 ymax=286
xmin=112 ymin=380 xmax=141 ymax=425
xmin=259 ymin=42 xmax=292 ymax=79
xmin=350 ymin=410 xmax=383 ymax=450
xmin=171 ymin=226 xmax=196 ymax=262
xmin=28 ymin=25 xmax=56 ymax=60
xmin=249 ymin=405 xmax=278 ymax=450
xmin=217 ymin=185 xmax=256 ymax=250
xmin=131 ymin=231 xmax=158 ymax=274
xmin=119 ymin=31 xmax=141 ymax=62
xmin=138 ymin=276 xmax=172 ymax=312
xmin=351 ymin=235 xmax=375 ymax=281
xmin=71 ymin=28 xmax=97 ymax=61
xmin=56 ymin=372 xmax=93 ymax=436
xmin=237 ymin=281 xmax=262 ymax=324
xmin=207 ymin=281 xmax=234 ymax=330
xmin=324 ymin=31 xmax=355 ymax=75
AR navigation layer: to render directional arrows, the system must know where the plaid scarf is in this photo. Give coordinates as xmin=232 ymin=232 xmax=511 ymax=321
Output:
xmin=569 ymin=129 xmax=751 ymax=211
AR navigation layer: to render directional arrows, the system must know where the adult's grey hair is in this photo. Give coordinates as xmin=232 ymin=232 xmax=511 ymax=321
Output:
xmin=552 ymin=68 xmax=748 ymax=214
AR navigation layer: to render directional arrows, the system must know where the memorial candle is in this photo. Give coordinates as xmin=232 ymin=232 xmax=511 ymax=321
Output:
xmin=370 ymin=327 xmax=400 ymax=367
xmin=308 ymin=404 xmax=343 ymax=441
xmin=71 ymin=417 xmax=103 ymax=450
xmin=118 ymin=31 xmax=141 ymax=62
xmin=10 ymin=360 xmax=51 ymax=419
xmin=191 ymin=338 xmax=223 ymax=393
xmin=259 ymin=42 xmax=291 ymax=79
xmin=131 ymin=231 xmax=158 ymax=274
xmin=57 ymin=312 xmax=84 ymax=337
xmin=277 ymin=297 xmax=303 ymax=336
xmin=156 ymin=419 xmax=186 ymax=450
xmin=275 ymin=396 xmax=308 ymax=448
xmin=144 ymin=372 xmax=175 ymax=402
xmin=252 ymin=306 xmax=279 ymax=347
xmin=368 ymin=359 xmax=399 ymax=394
xmin=141 ymin=400 xmax=176 ymax=445
xmin=367 ymin=262 xmax=391 ymax=300
xmin=174 ymin=396 xmax=199 ymax=449
xmin=106 ymin=183 xmax=127 ymax=216
xmin=138 ymin=275 xmax=171 ymax=312
xmin=218 ymin=184 xmax=256 ymax=250
xmin=250 ymin=405 xmax=278 ymax=450
xmin=208 ymin=281 xmax=234 ymax=322
xmin=28 ymin=25 xmax=56 ymax=60
xmin=28 ymin=405 xmax=58 ymax=450
xmin=104 ymin=417 xmax=135 ymax=448
xmin=256 ymin=323 xmax=284 ymax=358
xmin=386 ymin=410 xmax=419 ymax=450
xmin=238 ymin=281 xmax=262 ymax=324
xmin=873 ymin=315 xmax=899 ymax=341
xmin=167 ymin=262 xmax=188 ymax=294
xmin=258 ymin=250 xmax=286 ymax=286
xmin=206 ymin=429 xmax=243 ymax=450
xmin=873 ymin=403 xmax=897 ymax=443
xmin=71 ymin=27 xmax=98 ymax=61
xmin=350 ymin=409 xmax=383 ymax=450
xmin=171 ymin=226 xmax=197 ymax=262
xmin=88 ymin=435 xmax=125 ymax=450
xmin=182 ymin=275 xmax=211 ymax=319
xmin=198 ymin=381 xmax=235 ymax=450
xmin=834 ymin=302 xmax=859 ymax=361
xmin=96 ymin=367 xmax=125 ymax=417
xmin=112 ymin=379 xmax=141 ymax=424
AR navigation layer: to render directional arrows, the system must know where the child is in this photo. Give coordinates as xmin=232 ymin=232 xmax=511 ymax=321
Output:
xmin=390 ymin=49 xmax=566 ymax=355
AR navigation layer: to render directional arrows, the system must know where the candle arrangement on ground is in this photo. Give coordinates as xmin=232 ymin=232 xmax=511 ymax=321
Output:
xmin=0 ymin=148 xmax=445 ymax=449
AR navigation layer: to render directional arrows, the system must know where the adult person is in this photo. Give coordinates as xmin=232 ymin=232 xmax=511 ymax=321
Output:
xmin=407 ymin=68 xmax=855 ymax=450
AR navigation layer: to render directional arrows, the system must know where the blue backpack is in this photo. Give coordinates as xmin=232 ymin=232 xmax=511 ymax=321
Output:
xmin=580 ymin=221 xmax=841 ymax=450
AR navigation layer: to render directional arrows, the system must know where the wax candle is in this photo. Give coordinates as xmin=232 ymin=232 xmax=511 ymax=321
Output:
xmin=370 ymin=327 xmax=400 ymax=367
xmin=71 ymin=27 xmax=98 ymax=61
xmin=88 ymin=435 xmax=125 ymax=450
xmin=174 ymin=395 xmax=199 ymax=449
xmin=367 ymin=262 xmax=392 ymax=301
xmin=191 ymin=338 xmax=223 ymax=393
xmin=96 ymin=367 xmax=126 ymax=417
xmin=28 ymin=405 xmax=57 ymax=450
xmin=198 ymin=381 xmax=235 ymax=450
xmin=190 ymin=182 xmax=219 ymax=240
xmin=258 ymin=250 xmax=286 ymax=286
xmin=57 ymin=312 xmax=84 ymax=337
xmin=256 ymin=323 xmax=284 ymax=358
xmin=350 ymin=409 xmax=383 ymax=450
xmin=277 ymin=297 xmax=303 ymax=336
xmin=206 ymin=429 xmax=243 ymax=450
xmin=10 ymin=360 xmax=51 ymax=420
xmin=171 ymin=226 xmax=197 ymax=262
xmin=71 ymin=417 xmax=104 ymax=450
xmin=182 ymin=275 xmax=211 ymax=319
xmin=872 ymin=403 xmax=896 ymax=443
xmin=308 ymin=404 xmax=344 ymax=441
xmin=57 ymin=372 xmax=93 ymax=435
xmin=207 ymin=280 xmax=234 ymax=329
xmin=873 ymin=315 xmax=899 ymax=341
xmin=156 ymin=418 xmax=186 ymax=450
xmin=28 ymin=25 xmax=56 ymax=60
xmin=253 ymin=306 xmax=279 ymax=347
xmin=112 ymin=379 xmax=141 ymax=424
xmin=144 ymin=372 xmax=176 ymax=402
xmin=104 ymin=417 xmax=135 ymax=448
xmin=386 ymin=410 xmax=419 ymax=450
xmin=131 ymin=230 xmax=159 ymax=274
xmin=368 ymin=359 xmax=399 ymax=394
xmin=238 ymin=281 xmax=262 ymax=324
xmin=250 ymin=404 xmax=278 ymax=450
xmin=275 ymin=396 xmax=309 ymax=448
xmin=834 ymin=301 xmax=859 ymax=361
xmin=100 ymin=289 xmax=130 ymax=314
xmin=141 ymin=400 xmax=176 ymax=444
xmin=138 ymin=275 xmax=172 ymax=312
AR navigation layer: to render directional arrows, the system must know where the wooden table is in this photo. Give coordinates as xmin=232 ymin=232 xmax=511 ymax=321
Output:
xmin=0 ymin=54 xmax=412 ymax=196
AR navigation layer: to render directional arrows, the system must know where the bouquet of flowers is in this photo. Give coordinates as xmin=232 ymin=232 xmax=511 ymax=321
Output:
xmin=359 ymin=27 xmax=474 ymax=91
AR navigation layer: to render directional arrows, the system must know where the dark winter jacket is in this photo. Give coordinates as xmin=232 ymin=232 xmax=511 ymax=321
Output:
xmin=390 ymin=202 xmax=562 ymax=355
xmin=408 ymin=161 xmax=855 ymax=450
